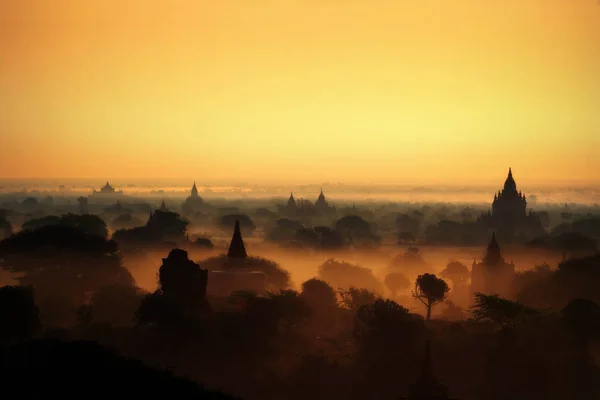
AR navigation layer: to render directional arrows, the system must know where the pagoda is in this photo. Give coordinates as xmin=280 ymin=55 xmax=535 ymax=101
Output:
xmin=182 ymin=182 xmax=204 ymax=215
xmin=471 ymin=233 xmax=515 ymax=298
xmin=227 ymin=220 xmax=248 ymax=261
xmin=398 ymin=341 xmax=459 ymax=400
xmin=315 ymin=188 xmax=336 ymax=215
xmin=93 ymin=181 xmax=123 ymax=195
xmin=478 ymin=168 xmax=543 ymax=242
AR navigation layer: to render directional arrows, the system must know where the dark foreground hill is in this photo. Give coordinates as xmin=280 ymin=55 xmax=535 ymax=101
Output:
xmin=0 ymin=339 xmax=240 ymax=399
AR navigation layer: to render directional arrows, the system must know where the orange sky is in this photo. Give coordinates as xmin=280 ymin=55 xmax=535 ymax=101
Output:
xmin=1 ymin=0 xmax=599 ymax=185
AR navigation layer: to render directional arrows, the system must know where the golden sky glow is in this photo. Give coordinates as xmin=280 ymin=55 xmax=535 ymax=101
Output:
xmin=1 ymin=0 xmax=599 ymax=185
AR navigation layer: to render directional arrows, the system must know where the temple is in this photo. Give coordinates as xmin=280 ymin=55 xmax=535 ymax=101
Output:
xmin=159 ymin=200 xmax=168 ymax=212
xmin=207 ymin=220 xmax=266 ymax=296
xmin=478 ymin=168 xmax=543 ymax=242
xmin=93 ymin=181 xmax=123 ymax=195
xmin=181 ymin=182 xmax=205 ymax=215
xmin=315 ymin=188 xmax=336 ymax=215
xmin=398 ymin=341 xmax=459 ymax=400
xmin=471 ymin=233 xmax=516 ymax=298
xmin=227 ymin=220 xmax=248 ymax=261
xmin=279 ymin=189 xmax=335 ymax=217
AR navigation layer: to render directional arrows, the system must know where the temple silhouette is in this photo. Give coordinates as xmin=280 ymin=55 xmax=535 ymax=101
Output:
xmin=92 ymin=181 xmax=123 ymax=195
xmin=478 ymin=168 xmax=543 ymax=242
xmin=471 ymin=233 xmax=516 ymax=298
xmin=207 ymin=220 xmax=265 ymax=296
xmin=398 ymin=341 xmax=458 ymax=400
xmin=279 ymin=189 xmax=336 ymax=217
xmin=227 ymin=220 xmax=248 ymax=261
xmin=182 ymin=182 xmax=204 ymax=215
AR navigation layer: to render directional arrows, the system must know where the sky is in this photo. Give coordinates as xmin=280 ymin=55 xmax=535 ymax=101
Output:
xmin=1 ymin=0 xmax=599 ymax=186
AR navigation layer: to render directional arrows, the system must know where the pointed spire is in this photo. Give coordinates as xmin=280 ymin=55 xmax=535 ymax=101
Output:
xmin=227 ymin=220 xmax=248 ymax=260
xmin=406 ymin=340 xmax=450 ymax=399
xmin=191 ymin=181 xmax=199 ymax=198
xmin=420 ymin=340 xmax=434 ymax=381
xmin=484 ymin=233 xmax=504 ymax=264
xmin=159 ymin=200 xmax=167 ymax=212
xmin=503 ymin=167 xmax=517 ymax=193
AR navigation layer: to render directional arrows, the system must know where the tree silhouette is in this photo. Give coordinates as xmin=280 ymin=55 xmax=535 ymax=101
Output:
xmin=58 ymin=213 xmax=109 ymax=238
xmin=440 ymin=260 xmax=470 ymax=288
xmin=470 ymin=292 xmax=539 ymax=329
xmin=80 ymin=284 xmax=144 ymax=327
xmin=318 ymin=259 xmax=384 ymax=293
xmin=219 ymin=214 xmax=256 ymax=234
xmin=384 ymin=272 xmax=411 ymax=298
xmin=562 ymin=298 xmax=600 ymax=343
xmin=0 ymin=224 xmax=134 ymax=312
xmin=146 ymin=210 xmax=189 ymax=242
xmin=413 ymin=273 xmax=450 ymax=320
xmin=77 ymin=196 xmax=88 ymax=213
xmin=21 ymin=215 xmax=61 ymax=231
xmin=338 ymin=287 xmax=380 ymax=312
xmin=0 ymin=215 xmax=12 ymax=240
xmin=301 ymin=278 xmax=337 ymax=312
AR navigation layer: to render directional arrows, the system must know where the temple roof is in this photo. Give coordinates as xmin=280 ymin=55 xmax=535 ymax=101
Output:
xmin=318 ymin=188 xmax=326 ymax=202
xmin=405 ymin=341 xmax=450 ymax=400
xmin=227 ymin=220 xmax=248 ymax=260
xmin=159 ymin=200 xmax=168 ymax=212
xmin=483 ymin=233 xmax=504 ymax=264
xmin=503 ymin=167 xmax=517 ymax=193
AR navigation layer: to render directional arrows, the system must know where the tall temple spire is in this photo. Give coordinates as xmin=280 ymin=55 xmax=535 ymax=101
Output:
xmin=503 ymin=167 xmax=517 ymax=193
xmin=227 ymin=220 xmax=248 ymax=260
xmin=484 ymin=232 xmax=504 ymax=265
xmin=191 ymin=181 xmax=199 ymax=198
xmin=404 ymin=340 xmax=451 ymax=400
xmin=318 ymin=188 xmax=325 ymax=202
xmin=159 ymin=200 xmax=168 ymax=212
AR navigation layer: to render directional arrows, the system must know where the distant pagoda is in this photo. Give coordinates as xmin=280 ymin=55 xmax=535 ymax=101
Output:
xmin=478 ymin=168 xmax=543 ymax=242
xmin=471 ymin=233 xmax=515 ymax=298
xmin=227 ymin=220 xmax=248 ymax=261
xmin=182 ymin=182 xmax=204 ymax=215
xmin=93 ymin=181 xmax=123 ymax=195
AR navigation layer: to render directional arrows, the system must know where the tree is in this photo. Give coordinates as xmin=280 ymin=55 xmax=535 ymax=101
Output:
xmin=335 ymin=215 xmax=380 ymax=247
xmin=219 ymin=214 xmax=256 ymax=235
xmin=0 ymin=285 xmax=41 ymax=344
xmin=562 ymin=298 xmax=600 ymax=343
xmin=146 ymin=210 xmax=189 ymax=242
xmin=59 ymin=213 xmax=109 ymax=238
xmin=80 ymin=284 xmax=145 ymax=327
xmin=0 ymin=216 xmax=12 ymax=240
xmin=384 ymin=272 xmax=411 ymax=298
xmin=470 ymin=292 xmax=539 ymax=329
xmin=21 ymin=215 xmax=61 ymax=231
xmin=77 ymin=196 xmax=88 ymax=213
xmin=0 ymin=224 xmax=134 ymax=316
xmin=440 ymin=261 xmax=470 ymax=288
xmin=353 ymin=299 xmax=427 ymax=373
xmin=111 ymin=213 xmax=144 ymax=230
xmin=412 ymin=273 xmax=450 ymax=320
xmin=301 ymin=278 xmax=338 ymax=312
xmin=338 ymin=287 xmax=380 ymax=312
xmin=318 ymin=259 xmax=384 ymax=293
